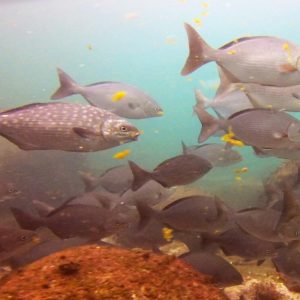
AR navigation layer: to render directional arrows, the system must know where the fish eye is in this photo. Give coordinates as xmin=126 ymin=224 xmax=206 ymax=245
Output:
xmin=19 ymin=235 xmax=28 ymax=241
xmin=120 ymin=126 xmax=129 ymax=132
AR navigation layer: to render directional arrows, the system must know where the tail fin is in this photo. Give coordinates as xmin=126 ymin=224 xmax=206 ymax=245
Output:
xmin=181 ymin=23 xmax=215 ymax=76
xmin=128 ymin=161 xmax=152 ymax=191
xmin=51 ymin=68 xmax=80 ymax=99
xmin=135 ymin=199 xmax=158 ymax=230
xmin=10 ymin=207 xmax=44 ymax=230
xmin=194 ymin=89 xmax=210 ymax=111
xmin=193 ymin=94 xmax=220 ymax=143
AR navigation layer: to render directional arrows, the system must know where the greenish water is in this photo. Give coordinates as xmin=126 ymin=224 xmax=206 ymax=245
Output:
xmin=0 ymin=0 xmax=298 ymax=207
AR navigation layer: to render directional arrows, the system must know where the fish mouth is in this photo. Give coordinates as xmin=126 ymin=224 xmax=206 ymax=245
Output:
xmin=130 ymin=131 xmax=141 ymax=141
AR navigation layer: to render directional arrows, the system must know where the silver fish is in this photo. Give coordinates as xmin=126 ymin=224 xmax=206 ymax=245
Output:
xmin=0 ymin=102 xmax=140 ymax=152
xmin=234 ymin=82 xmax=300 ymax=112
xmin=181 ymin=141 xmax=242 ymax=167
xmin=195 ymin=67 xmax=253 ymax=119
xmin=181 ymin=23 xmax=300 ymax=86
xmin=195 ymin=101 xmax=300 ymax=149
xmin=51 ymin=68 xmax=163 ymax=119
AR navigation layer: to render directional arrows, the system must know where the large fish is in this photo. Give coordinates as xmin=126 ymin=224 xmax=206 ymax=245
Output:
xmin=195 ymin=103 xmax=300 ymax=149
xmin=10 ymin=203 xmax=124 ymax=241
xmin=128 ymin=154 xmax=212 ymax=191
xmin=0 ymin=102 xmax=140 ymax=152
xmin=181 ymin=23 xmax=300 ymax=86
xmin=51 ymin=68 xmax=163 ymax=119
xmin=135 ymin=195 xmax=231 ymax=233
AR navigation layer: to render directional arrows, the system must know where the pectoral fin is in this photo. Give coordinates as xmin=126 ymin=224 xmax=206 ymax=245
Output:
xmin=73 ymin=127 xmax=99 ymax=139
xmin=278 ymin=63 xmax=298 ymax=73
xmin=292 ymin=92 xmax=300 ymax=100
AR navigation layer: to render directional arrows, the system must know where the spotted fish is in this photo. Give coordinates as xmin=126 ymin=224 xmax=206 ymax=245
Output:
xmin=0 ymin=102 xmax=140 ymax=152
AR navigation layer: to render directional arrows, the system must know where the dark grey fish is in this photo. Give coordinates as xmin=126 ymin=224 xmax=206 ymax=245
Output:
xmin=210 ymin=226 xmax=282 ymax=262
xmin=128 ymin=154 xmax=212 ymax=191
xmin=51 ymin=68 xmax=163 ymax=119
xmin=234 ymin=207 xmax=283 ymax=242
xmin=136 ymin=195 xmax=230 ymax=233
xmin=7 ymin=237 xmax=90 ymax=268
xmin=195 ymin=101 xmax=300 ymax=149
xmin=98 ymin=165 xmax=133 ymax=194
xmin=0 ymin=102 xmax=140 ymax=152
xmin=181 ymin=141 xmax=242 ymax=167
xmin=180 ymin=251 xmax=243 ymax=286
xmin=10 ymin=204 xmax=123 ymax=241
xmin=272 ymin=246 xmax=300 ymax=291
xmin=0 ymin=226 xmax=41 ymax=262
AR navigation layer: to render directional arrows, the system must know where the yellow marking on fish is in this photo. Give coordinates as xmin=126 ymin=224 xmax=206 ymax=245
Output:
xmin=112 ymin=91 xmax=127 ymax=102
xmin=235 ymin=175 xmax=242 ymax=181
xmin=86 ymin=44 xmax=93 ymax=50
xmin=221 ymin=127 xmax=245 ymax=147
xmin=227 ymin=50 xmax=237 ymax=55
xmin=282 ymin=42 xmax=293 ymax=64
xmin=162 ymin=227 xmax=173 ymax=242
xmin=113 ymin=149 xmax=131 ymax=159
xmin=235 ymin=167 xmax=249 ymax=174
xmin=193 ymin=18 xmax=203 ymax=26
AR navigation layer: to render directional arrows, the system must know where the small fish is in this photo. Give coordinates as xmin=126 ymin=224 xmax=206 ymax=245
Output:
xmin=112 ymin=91 xmax=127 ymax=102
xmin=128 ymin=154 xmax=212 ymax=191
xmin=234 ymin=167 xmax=248 ymax=174
xmin=194 ymin=68 xmax=253 ymax=119
xmin=0 ymin=102 xmax=140 ymax=152
xmin=51 ymin=68 xmax=163 ymax=119
xmin=113 ymin=149 xmax=131 ymax=159
xmin=180 ymin=251 xmax=243 ymax=287
xmin=0 ymin=226 xmax=41 ymax=263
xmin=181 ymin=141 xmax=242 ymax=167
xmin=181 ymin=23 xmax=300 ymax=86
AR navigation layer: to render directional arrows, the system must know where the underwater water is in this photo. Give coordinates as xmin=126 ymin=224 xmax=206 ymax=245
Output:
xmin=1 ymin=0 xmax=300 ymax=297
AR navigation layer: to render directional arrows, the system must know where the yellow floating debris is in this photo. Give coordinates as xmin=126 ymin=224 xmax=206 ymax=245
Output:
xmin=221 ymin=127 xmax=245 ymax=147
xmin=234 ymin=167 xmax=249 ymax=174
xmin=113 ymin=149 xmax=131 ymax=159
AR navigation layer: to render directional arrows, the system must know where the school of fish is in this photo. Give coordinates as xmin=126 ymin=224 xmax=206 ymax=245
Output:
xmin=3 ymin=21 xmax=300 ymax=291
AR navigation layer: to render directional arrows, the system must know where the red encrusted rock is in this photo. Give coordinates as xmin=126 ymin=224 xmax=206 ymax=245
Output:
xmin=0 ymin=245 xmax=228 ymax=300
